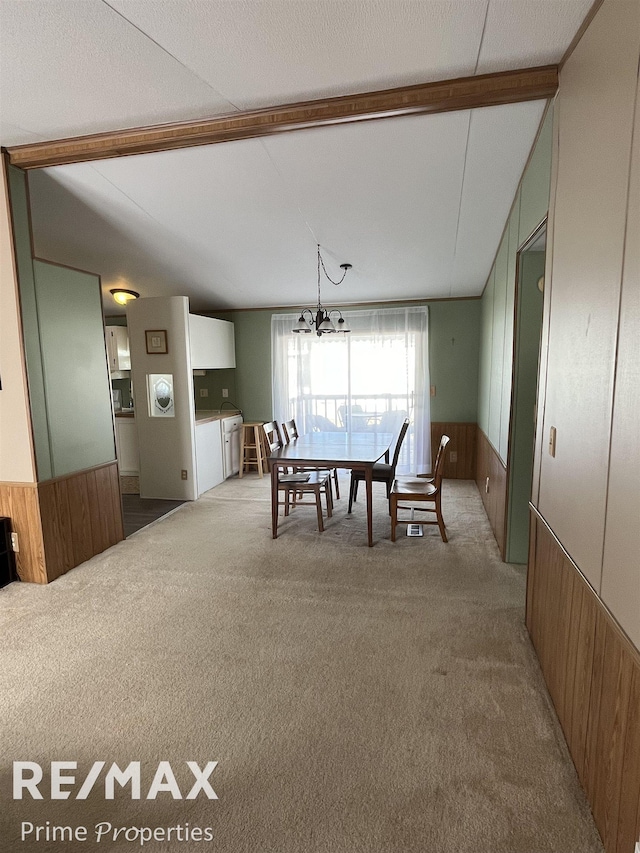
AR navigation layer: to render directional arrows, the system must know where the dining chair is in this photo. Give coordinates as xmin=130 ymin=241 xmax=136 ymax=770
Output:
xmin=337 ymin=403 xmax=363 ymax=429
xmin=282 ymin=418 xmax=341 ymax=500
xmin=263 ymin=421 xmax=333 ymax=534
xmin=389 ymin=434 xmax=450 ymax=542
xmin=347 ymin=417 xmax=410 ymax=513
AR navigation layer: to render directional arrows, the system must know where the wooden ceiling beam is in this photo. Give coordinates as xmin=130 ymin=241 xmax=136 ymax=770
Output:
xmin=5 ymin=65 xmax=558 ymax=170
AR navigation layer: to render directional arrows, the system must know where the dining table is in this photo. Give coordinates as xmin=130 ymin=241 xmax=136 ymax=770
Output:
xmin=268 ymin=430 xmax=394 ymax=546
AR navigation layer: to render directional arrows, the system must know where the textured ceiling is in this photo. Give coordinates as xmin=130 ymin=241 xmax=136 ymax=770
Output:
xmin=0 ymin=0 xmax=594 ymax=311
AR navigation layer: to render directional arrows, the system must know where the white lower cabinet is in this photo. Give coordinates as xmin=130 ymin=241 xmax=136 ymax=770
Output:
xmin=222 ymin=415 xmax=243 ymax=478
xmin=195 ymin=420 xmax=225 ymax=496
xmin=115 ymin=417 xmax=139 ymax=475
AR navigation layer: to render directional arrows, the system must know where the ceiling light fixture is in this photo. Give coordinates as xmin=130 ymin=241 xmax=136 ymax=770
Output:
xmin=293 ymin=244 xmax=352 ymax=336
xmin=110 ymin=288 xmax=140 ymax=306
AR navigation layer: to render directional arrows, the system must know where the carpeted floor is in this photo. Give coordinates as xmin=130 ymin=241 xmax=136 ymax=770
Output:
xmin=0 ymin=476 xmax=603 ymax=853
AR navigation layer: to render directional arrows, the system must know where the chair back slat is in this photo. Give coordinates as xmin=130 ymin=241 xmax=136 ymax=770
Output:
xmin=282 ymin=419 xmax=299 ymax=443
xmin=432 ymin=435 xmax=450 ymax=486
xmin=263 ymin=421 xmax=284 ymax=453
xmin=391 ymin=418 xmax=411 ymax=468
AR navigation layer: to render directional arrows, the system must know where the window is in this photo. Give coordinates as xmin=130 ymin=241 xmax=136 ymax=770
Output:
xmin=272 ymin=306 xmax=430 ymax=474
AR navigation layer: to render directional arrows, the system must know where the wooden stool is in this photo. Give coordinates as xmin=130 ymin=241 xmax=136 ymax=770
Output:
xmin=239 ymin=422 xmax=268 ymax=478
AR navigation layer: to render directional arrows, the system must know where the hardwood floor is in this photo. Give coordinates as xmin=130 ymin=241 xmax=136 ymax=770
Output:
xmin=121 ymin=495 xmax=185 ymax=537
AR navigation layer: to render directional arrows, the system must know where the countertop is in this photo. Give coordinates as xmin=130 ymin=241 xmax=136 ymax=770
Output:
xmin=116 ymin=409 xmax=241 ymax=423
xmin=195 ymin=409 xmax=241 ymax=425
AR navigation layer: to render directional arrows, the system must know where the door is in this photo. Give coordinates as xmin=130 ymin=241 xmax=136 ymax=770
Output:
xmin=505 ymin=223 xmax=546 ymax=563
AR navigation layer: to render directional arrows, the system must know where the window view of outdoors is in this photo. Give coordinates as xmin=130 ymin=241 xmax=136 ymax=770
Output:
xmin=287 ymin=332 xmax=416 ymax=464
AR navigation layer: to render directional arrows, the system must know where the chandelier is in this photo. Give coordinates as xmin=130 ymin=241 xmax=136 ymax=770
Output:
xmin=292 ymin=244 xmax=352 ymax=336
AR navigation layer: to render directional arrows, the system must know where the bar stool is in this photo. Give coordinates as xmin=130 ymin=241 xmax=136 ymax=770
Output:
xmin=239 ymin=422 xmax=268 ymax=478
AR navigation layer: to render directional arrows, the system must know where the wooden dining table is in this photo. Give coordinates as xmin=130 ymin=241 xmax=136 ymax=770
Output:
xmin=268 ymin=431 xmax=394 ymax=546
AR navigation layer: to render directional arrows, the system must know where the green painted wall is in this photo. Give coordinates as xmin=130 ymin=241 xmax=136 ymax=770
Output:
xmin=428 ymin=300 xmax=480 ymax=421
xmin=477 ymin=106 xmax=553 ymax=457
xmin=193 ymin=368 xmax=238 ymax=412
xmin=33 ymin=260 xmax=115 ymax=476
xmin=476 ymin=104 xmax=552 ymax=562
xmin=8 ymin=165 xmax=116 ymax=480
xmin=223 ymin=299 xmax=481 ymax=424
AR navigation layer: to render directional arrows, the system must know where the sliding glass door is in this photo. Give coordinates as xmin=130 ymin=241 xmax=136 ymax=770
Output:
xmin=272 ymin=306 xmax=430 ymax=474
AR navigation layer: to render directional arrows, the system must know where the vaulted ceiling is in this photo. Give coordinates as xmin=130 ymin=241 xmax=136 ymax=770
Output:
xmin=0 ymin=0 xmax=594 ymax=312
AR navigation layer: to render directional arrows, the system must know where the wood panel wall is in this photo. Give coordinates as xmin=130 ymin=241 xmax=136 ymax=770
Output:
xmin=0 ymin=482 xmax=46 ymax=583
xmin=0 ymin=462 xmax=124 ymax=585
xmin=38 ymin=462 xmax=124 ymax=583
xmin=430 ymin=422 xmax=476 ymax=479
xmin=475 ymin=428 xmax=507 ymax=557
xmin=527 ymin=511 xmax=640 ymax=853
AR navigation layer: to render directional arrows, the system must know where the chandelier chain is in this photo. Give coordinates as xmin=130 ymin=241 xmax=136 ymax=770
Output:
xmin=317 ymin=244 xmax=349 ymax=286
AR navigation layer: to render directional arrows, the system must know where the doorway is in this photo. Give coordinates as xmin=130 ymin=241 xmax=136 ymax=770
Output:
xmin=505 ymin=222 xmax=546 ymax=563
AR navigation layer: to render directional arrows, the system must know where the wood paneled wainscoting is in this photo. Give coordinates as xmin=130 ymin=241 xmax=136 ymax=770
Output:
xmin=475 ymin=428 xmax=507 ymax=558
xmin=430 ymin=422 xmax=477 ymax=479
xmin=0 ymin=461 xmax=124 ymax=584
xmin=527 ymin=510 xmax=640 ymax=853
xmin=0 ymin=482 xmax=46 ymax=583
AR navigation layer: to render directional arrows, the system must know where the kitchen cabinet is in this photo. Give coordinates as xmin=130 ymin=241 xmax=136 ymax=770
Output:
xmin=105 ymin=325 xmax=131 ymax=372
xmin=115 ymin=416 xmax=139 ymax=475
xmin=222 ymin=415 xmax=243 ymax=478
xmin=189 ymin=314 xmax=235 ymax=369
xmin=195 ymin=419 xmax=225 ymax=495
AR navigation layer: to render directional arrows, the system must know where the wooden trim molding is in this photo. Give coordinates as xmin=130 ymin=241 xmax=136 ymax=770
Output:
xmin=527 ymin=509 xmax=640 ymax=853
xmin=475 ymin=427 xmax=507 ymax=557
xmin=5 ymin=66 xmax=559 ymax=170
xmin=37 ymin=458 xmax=118 ymax=488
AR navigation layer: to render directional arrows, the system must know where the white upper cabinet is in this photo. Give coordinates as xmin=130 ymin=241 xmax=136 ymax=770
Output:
xmin=189 ymin=314 xmax=236 ymax=369
xmin=105 ymin=325 xmax=131 ymax=371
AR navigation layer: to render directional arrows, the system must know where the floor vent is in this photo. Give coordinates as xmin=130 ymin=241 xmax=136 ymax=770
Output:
xmin=406 ymin=524 xmax=423 ymax=537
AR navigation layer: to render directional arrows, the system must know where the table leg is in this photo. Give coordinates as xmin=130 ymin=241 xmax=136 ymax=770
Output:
xmin=271 ymin=462 xmax=279 ymax=539
xmin=365 ymin=465 xmax=374 ymax=547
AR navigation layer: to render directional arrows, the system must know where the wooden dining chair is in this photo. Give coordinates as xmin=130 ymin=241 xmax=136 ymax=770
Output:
xmin=390 ymin=434 xmax=450 ymax=542
xmin=282 ymin=418 xmax=341 ymax=500
xmin=347 ymin=417 xmax=410 ymax=513
xmin=263 ymin=421 xmax=333 ymax=534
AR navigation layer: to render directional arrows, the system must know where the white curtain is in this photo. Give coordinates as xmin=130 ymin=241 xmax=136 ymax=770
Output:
xmin=271 ymin=306 xmax=430 ymax=474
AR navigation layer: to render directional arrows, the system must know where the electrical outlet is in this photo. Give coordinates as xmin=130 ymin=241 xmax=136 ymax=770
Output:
xmin=430 ymin=385 xmax=436 ymax=397
xmin=200 ymin=388 xmax=208 ymax=397
xmin=181 ymin=470 xmax=188 ymax=480
xmin=10 ymin=532 xmax=19 ymax=552
xmin=222 ymin=388 xmax=229 ymax=398
xmin=449 ymin=451 xmax=457 ymax=462
xmin=549 ymin=426 xmax=557 ymax=457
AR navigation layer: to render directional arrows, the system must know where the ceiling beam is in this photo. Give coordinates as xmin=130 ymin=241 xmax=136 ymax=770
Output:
xmin=5 ymin=65 xmax=558 ymax=170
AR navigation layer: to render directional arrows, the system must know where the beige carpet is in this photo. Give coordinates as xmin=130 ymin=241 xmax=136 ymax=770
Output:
xmin=0 ymin=476 xmax=603 ymax=853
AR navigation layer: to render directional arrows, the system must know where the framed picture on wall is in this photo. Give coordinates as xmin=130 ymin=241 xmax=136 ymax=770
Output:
xmin=145 ymin=329 xmax=168 ymax=354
